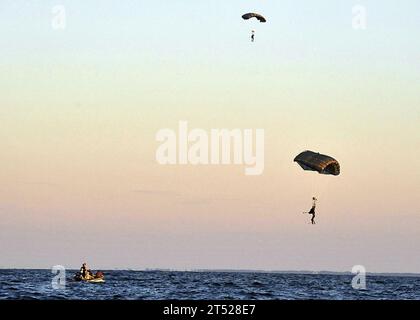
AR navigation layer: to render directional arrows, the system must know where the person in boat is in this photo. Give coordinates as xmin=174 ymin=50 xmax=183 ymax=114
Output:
xmin=80 ymin=263 xmax=88 ymax=278
xmin=80 ymin=262 xmax=93 ymax=280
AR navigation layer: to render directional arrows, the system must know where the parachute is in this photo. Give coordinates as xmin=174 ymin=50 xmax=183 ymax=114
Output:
xmin=294 ymin=151 xmax=340 ymax=176
xmin=242 ymin=13 xmax=267 ymax=23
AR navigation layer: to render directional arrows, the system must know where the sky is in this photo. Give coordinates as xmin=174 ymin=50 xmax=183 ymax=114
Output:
xmin=0 ymin=0 xmax=419 ymax=272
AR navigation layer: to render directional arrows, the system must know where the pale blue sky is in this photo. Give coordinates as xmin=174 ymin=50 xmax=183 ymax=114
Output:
xmin=2 ymin=1 xmax=420 ymax=64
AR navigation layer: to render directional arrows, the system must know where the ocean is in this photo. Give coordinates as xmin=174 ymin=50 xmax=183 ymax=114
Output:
xmin=0 ymin=269 xmax=419 ymax=300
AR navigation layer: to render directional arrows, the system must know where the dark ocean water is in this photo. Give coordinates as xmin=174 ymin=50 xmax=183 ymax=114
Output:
xmin=0 ymin=269 xmax=419 ymax=300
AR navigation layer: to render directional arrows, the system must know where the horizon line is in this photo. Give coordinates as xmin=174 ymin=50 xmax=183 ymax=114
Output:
xmin=0 ymin=267 xmax=419 ymax=277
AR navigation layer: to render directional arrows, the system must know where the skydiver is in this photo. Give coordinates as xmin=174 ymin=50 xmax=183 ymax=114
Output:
xmin=304 ymin=197 xmax=317 ymax=224
xmin=251 ymin=30 xmax=255 ymax=42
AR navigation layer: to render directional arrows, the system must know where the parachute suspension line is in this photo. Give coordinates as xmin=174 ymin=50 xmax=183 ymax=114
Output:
xmin=293 ymin=150 xmax=341 ymax=212
xmin=314 ymin=176 xmax=328 ymax=205
xmin=310 ymin=172 xmax=317 ymax=198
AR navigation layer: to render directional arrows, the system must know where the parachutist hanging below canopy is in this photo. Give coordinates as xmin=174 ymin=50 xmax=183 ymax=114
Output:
xmin=294 ymin=151 xmax=340 ymax=225
xmin=242 ymin=13 xmax=266 ymax=42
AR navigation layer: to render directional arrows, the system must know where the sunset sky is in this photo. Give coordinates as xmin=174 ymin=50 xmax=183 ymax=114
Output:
xmin=1 ymin=0 xmax=419 ymax=272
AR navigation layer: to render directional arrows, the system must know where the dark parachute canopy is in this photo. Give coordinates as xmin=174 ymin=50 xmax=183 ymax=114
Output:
xmin=294 ymin=151 xmax=340 ymax=176
xmin=242 ymin=13 xmax=267 ymax=23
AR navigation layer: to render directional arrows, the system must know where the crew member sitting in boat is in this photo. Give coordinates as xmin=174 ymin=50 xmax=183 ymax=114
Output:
xmin=80 ymin=262 xmax=93 ymax=280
